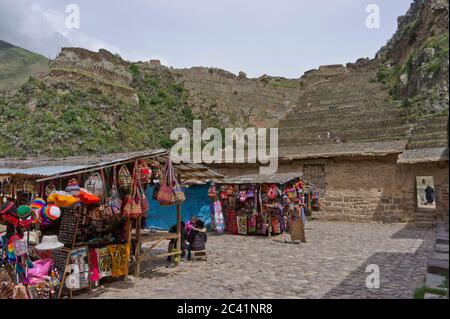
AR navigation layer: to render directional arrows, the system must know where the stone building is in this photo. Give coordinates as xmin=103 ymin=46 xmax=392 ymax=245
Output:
xmin=209 ymin=61 xmax=449 ymax=225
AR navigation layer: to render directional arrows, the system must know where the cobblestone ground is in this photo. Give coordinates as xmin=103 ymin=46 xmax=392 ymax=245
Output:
xmin=77 ymin=221 xmax=435 ymax=299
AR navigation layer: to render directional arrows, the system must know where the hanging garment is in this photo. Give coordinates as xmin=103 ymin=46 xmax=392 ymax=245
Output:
xmin=213 ymin=200 xmax=224 ymax=234
xmin=209 ymin=202 xmax=216 ymax=230
xmin=257 ymin=215 xmax=268 ymax=235
xmin=89 ymin=249 xmax=100 ymax=283
xmin=225 ymin=211 xmax=238 ymax=235
xmin=96 ymin=247 xmax=112 ymax=278
xmin=247 ymin=214 xmax=257 ymax=234
xmin=237 ymin=215 xmax=247 ymax=235
xmin=107 ymin=244 xmax=130 ymax=278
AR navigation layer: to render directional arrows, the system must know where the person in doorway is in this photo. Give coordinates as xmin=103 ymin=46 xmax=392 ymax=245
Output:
xmin=187 ymin=219 xmax=207 ymax=260
xmin=424 ymin=185 xmax=435 ymax=205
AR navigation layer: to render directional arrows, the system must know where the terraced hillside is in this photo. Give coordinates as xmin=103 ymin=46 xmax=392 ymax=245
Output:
xmin=279 ymin=0 xmax=449 ymax=154
xmin=278 ymin=61 xmax=409 ymax=151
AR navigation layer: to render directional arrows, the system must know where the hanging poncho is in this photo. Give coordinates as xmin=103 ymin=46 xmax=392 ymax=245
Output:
xmin=213 ymin=200 xmax=224 ymax=233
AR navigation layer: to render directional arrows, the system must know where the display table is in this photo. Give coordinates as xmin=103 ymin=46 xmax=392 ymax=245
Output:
xmin=131 ymin=215 xmax=181 ymax=277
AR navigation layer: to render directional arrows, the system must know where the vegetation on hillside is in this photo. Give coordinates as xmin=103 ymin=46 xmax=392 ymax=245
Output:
xmin=0 ymin=40 xmax=49 ymax=91
xmin=0 ymin=62 xmax=196 ymax=157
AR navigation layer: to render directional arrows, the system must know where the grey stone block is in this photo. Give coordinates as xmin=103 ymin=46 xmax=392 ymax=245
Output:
xmin=426 ymin=273 xmax=446 ymax=289
xmin=427 ymin=258 xmax=449 ymax=275
xmin=435 ymin=244 xmax=449 ymax=253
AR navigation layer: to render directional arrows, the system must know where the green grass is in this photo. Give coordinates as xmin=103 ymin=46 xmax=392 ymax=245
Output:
xmin=0 ymin=40 xmax=49 ymax=90
xmin=0 ymin=59 xmax=196 ymax=157
xmin=413 ymin=273 xmax=449 ymax=299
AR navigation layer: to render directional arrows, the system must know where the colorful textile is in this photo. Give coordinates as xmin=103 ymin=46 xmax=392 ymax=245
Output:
xmin=225 ymin=211 xmax=238 ymax=235
xmin=107 ymin=244 xmax=130 ymax=278
xmin=247 ymin=214 xmax=257 ymax=234
xmin=97 ymin=247 xmax=112 ymax=278
xmin=213 ymin=200 xmax=224 ymax=233
xmin=237 ymin=215 xmax=247 ymax=235
xmin=89 ymin=249 xmax=100 ymax=282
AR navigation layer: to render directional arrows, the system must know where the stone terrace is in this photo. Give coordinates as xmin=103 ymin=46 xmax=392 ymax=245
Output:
xmin=278 ymin=61 xmax=448 ymax=150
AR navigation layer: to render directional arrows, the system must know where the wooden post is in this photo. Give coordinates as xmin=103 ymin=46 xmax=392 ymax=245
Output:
xmin=124 ymin=217 xmax=132 ymax=280
xmin=135 ymin=216 xmax=142 ymax=277
xmin=175 ymin=204 xmax=181 ymax=266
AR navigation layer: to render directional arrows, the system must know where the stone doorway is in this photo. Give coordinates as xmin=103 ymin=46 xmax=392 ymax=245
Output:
xmin=416 ymin=176 xmax=436 ymax=210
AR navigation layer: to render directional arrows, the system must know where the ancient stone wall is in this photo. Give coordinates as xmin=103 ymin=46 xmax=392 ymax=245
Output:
xmin=211 ymin=156 xmax=449 ymax=223
xmin=174 ymin=67 xmax=302 ymax=128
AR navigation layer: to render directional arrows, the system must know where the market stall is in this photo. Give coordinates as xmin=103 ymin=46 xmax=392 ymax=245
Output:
xmin=0 ymin=150 xmax=223 ymax=299
xmin=212 ymin=173 xmax=319 ymax=240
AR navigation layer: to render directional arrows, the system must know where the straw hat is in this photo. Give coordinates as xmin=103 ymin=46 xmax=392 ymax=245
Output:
xmin=35 ymin=235 xmax=64 ymax=251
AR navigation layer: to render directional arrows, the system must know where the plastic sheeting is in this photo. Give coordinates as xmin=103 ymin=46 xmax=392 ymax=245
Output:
xmin=145 ymin=184 xmax=211 ymax=230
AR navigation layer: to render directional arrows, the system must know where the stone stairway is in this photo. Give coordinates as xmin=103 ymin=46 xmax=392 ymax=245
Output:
xmin=413 ymin=209 xmax=440 ymax=228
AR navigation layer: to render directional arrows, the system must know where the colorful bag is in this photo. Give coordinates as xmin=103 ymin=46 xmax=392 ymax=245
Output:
xmin=172 ymin=179 xmax=186 ymax=203
xmin=108 ymin=166 xmax=122 ymax=215
xmin=267 ymin=184 xmax=278 ymax=200
xmin=247 ymin=185 xmax=254 ymax=198
xmin=156 ymin=159 xmax=174 ymax=205
xmin=239 ymin=191 xmax=247 ymax=203
xmin=122 ymin=194 xmax=142 ymax=218
xmin=208 ymin=185 xmax=217 ymax=200
xmin=137 ymin=160 xmax=152 ymax=184
xmin=118 ymin=165 xmax=132 ymax=190
xmin=84 ymin=172 xmax=104 ymax=197
xmin=122 ymin=163 xmax=143 ymax=219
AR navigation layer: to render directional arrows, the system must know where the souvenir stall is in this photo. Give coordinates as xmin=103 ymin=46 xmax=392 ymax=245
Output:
xmin=214 ymin=173 xmax=318 ymax=240
xmin=0 ymin=150 xmax=223 ymax=299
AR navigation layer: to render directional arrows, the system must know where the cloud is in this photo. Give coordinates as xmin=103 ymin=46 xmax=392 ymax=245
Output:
xmin=0 ymin=0 xmax=124 ymax=58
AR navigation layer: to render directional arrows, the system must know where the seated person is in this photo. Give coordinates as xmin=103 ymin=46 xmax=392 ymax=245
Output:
xmin=187 ymin=219 xmax=207 ymax=260
xmin=167 ymin=222 xmax=186 ymax=260
xmin=185 ymin=216 xmax=197 ymax=237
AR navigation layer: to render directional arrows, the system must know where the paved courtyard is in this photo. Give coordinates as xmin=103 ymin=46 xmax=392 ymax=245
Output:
xmin=78 ymin=221 xmax=435 ymax=299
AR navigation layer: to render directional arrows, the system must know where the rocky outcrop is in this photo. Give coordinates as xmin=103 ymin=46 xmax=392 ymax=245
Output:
xmin=377 ymin=0 xmax=449 ymax=148
xmin=173 ymin=67 xmax=302 ymax=128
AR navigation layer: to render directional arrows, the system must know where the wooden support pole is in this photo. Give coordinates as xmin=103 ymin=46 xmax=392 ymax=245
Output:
xmin=135 ymin=215 xmax=142 ymax=277
xmin=175 ymin=204 xmax=181 ymax=266
xmin=124 ymin=217 xmax=132 ymax=280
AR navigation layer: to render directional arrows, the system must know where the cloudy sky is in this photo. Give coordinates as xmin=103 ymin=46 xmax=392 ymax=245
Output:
xmin=0 ymin=0 xmax=413 ymax=78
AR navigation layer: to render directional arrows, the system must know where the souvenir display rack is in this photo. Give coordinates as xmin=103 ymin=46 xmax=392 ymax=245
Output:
xmin=216 ymin=173 xmax=319 ymax=240
xmin=1 ymin=150 xmax=224 ymax=299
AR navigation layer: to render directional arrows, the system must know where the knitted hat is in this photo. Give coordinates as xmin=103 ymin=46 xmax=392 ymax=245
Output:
xmin=17 ymin=205 xmax=32 ymax=219
xmin=43 ymin=205 xmax=61 ymax=221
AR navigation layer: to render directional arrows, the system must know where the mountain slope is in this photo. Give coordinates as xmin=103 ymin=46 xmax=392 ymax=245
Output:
xmin=0 ymin=47 xmax=194 ymax=157
xmin=0 ymin=40 xmax=49 ymax=91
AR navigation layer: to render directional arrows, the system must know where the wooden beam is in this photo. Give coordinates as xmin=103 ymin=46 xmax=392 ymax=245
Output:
xmin=175 ymin=204 xmax=181 ymax=266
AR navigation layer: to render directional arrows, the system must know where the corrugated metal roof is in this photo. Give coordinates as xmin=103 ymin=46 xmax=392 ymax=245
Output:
xmin=0 ymin=149 xmax=225 ymax=182
xmin=0 ymin=165 xmax=86 ymax=177
xmin=220 ymin=172 xmax=303 ymax=184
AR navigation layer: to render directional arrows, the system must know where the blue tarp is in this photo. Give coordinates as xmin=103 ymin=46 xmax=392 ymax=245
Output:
xmin=145 ymin=184 xmax=211 ymax=230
